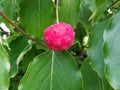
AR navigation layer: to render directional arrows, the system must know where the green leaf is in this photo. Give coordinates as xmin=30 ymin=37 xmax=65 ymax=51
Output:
xmin=95 ymin=0 xmax=111 ymax=19
xmin=18 ymin=50 xmax=82 ymax=90
xmin=89 ymin=0 xmax=111 ymax=21
xmin=20 ymin=0 xmax=55 ymax=38
xmin=88 ymin=20 xmax=107 ymax=78
xmin=0 ymin=45 xmax=10 ymax=90
xmin=9 ymin=46 xmax=41 ymax=90
xmin=87 ymin=18 xmax=113 ymax=90
xmin=7 ymin=35 xmax=30 ymax=78
xmin=80 ymin=0 xmax=95 ymax=11
xmin=7 ymin=33 xmax=21 ymax=43
xmin=110 ymin=1 xmax=120 ymax=10
xmin=59 ymin=0 xmax=80 ymax=28
xmin=103 ymin=10 xmax=120 ymax=90
xmin=80 ymin=58 xmax=102 ymax=90
xmin=21 ymin=46 xmax=43 ymax=72
xmin=78 ymin=5 xmax=92 ymax=33
xmin=82 ymin=0 xmax=111 ymax=22
xmin=0 ymin=0 xmax=19 ymax=30
xmin=0 ymin=0 xmax=19 ymax=19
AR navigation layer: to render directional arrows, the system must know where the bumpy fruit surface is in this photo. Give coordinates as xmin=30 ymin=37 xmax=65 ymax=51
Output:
xmin=44 ymin=22 xmax=75 ymax=51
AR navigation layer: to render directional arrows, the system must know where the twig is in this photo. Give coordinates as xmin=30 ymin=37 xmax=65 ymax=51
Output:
xmin=0 ymin=10 xmax=46 ymax=48
xmin=56 ymin=0 xmax=59 ymax=23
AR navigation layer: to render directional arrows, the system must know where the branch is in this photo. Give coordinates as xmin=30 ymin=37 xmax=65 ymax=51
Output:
xmin=0 ymin=10 xmax=47 ymax=48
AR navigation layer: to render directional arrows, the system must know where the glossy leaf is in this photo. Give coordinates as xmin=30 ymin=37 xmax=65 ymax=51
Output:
xmin=59 ymin=0 xmax=80 ymax=28
xmin=87 ymin=19 xmax=113 ymax=90
xmin=18 ymin=50 xmax=82 ymax=90
xmin=20 ymin=0 xmax=55 ymax=38
xmin=80 ymin=58 xmax=102 ymax=90
xmin=7 ymin=35 xmax=29 ymax=78
xmin=103 ymin=10 xmax=120 ymax=90
xmin=0 ymin=45 xmax=10 ymax=90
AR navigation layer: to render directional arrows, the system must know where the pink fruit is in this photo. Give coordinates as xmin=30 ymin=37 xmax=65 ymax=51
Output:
xmin=44 ymin=22 xmax=75 ymax=51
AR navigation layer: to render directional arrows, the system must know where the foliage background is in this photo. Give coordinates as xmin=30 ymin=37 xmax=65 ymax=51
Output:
xmin=0 ymin=0 xmax=120 ymax=90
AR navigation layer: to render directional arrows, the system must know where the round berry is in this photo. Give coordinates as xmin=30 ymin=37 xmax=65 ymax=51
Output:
xmin=44 ymin=22 xmax=75 ymax=51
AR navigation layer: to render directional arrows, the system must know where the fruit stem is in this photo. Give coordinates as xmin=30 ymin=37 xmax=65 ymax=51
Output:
xmin=56 ymin=0 xmax=59 ymax=23
xmin=0 ymin=10 xmax=47 ymax=48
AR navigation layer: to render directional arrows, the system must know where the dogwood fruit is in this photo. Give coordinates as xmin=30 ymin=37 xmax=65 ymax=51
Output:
xmin=44 ymin=22 xmax=75 ymax=51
